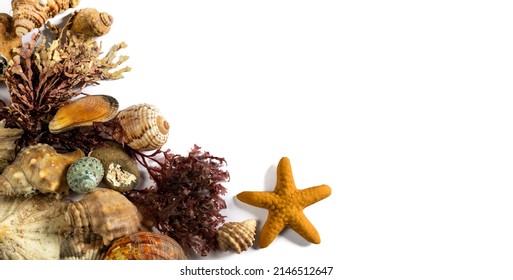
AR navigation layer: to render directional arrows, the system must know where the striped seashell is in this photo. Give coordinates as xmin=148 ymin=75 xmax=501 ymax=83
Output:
xmin=217 ymin=219 xmax=257 ymax=254
xmin=115 ymin=104 xmax=169 ymax=151
xmin=104 ymin=232 xmax=187 ymax=260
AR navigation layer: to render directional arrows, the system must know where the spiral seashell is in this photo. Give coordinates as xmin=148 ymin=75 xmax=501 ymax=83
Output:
xmin=217 ymin=219 xmax=257 ymax=254
xmin=65 ymin=188 xmax=145 ymax=245
xmin=12 ymin=0 xmax=80 ymax=37
xmin=49 ymin=95 xmax=119 ymax=134
xmin=115 ymin=104 xmax=170 ymax=151
xmin=70 ymin=8 xmax=113 ymax=37
xmin=0 ymin=120 xmax=23 ymax=172
xmin=0 ymin=13 xmax=22 ymax=80
xmin=104 ymin=232 xmax=187 ymax=260
xmin=0 ymin=143 xmax=85 ymax=198
xmin=67 ymin=156 xmax=104 ymax=194
xmin=0 ymin=194 xmax=72 ymax=259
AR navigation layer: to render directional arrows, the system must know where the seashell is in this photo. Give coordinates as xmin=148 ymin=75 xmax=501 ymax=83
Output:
xmin=0 ymin=143 xmax=84 ymax=198
xmin=70 ymin=8 xmax=113 ymax=37
xmin=90 ymin=141 xmax=140 ymax=192
xmin=12 ymin=0 xmax=80 ymax=37
xmin=104 ymin=232 xmax=187 ymax=260
xmin=115 ymin=104 xmax=170 ymax=151
xmin=67 ymin=156 xmax=104 ymax=194
xmin=65 ymin=188 xmax=145 ymax=245
xmin=0 ymin=13 xmax=22 ymax=80
xmin=0 ymin=194 xmax=72 ymax=259
xmin=60 ymin=231 xmax=106 ymax=260
xmin=217 ymin=219 xmax=257 ymax=254
xmin=0 ymin=120 xmax=23 ymax=172
xmin=49 ymin=94 xmax=119 ymax=134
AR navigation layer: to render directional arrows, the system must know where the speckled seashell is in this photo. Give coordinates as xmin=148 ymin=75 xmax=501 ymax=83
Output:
xmin=0 ymin=120 xmax=23 ymax=172
xmin=115 ymin=104 xmax=169 ymax=151
xmin=217 ymin=219 xmax=257 ymax=254
xmin=90 ymin=141 xmax=140 ymax=192
xmin=0 ymin=143 xmax=85 ymax=198
xmin=0 ymin=194 xmax=72 ymax=259
xmin=70 ymin=8 xmax=113 ymax=37
xmin=104 ymin=232 xmax=187 ymax=260
xmin=67 ymin=156 xmax=104 ymax=194
xmin=65 ymin=188 xmax=145 ymax=245
xmin=49 ymin=95 xmax=119 ymax=134
xmin=60 ymin=231 xmax=106 ymax=260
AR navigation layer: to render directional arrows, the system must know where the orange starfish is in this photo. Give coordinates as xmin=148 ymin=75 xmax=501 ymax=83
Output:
xmin=237 ymin=157 xmax=331 ymax=248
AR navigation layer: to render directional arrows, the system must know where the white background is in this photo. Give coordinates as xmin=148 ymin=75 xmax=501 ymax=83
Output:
xmin=1 ymin=0 xmax=513 ymax=279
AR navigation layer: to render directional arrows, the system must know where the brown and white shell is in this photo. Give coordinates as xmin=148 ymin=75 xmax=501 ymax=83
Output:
xmin=114 ymin=104 xmax=170 ymax=151
xmin=217 ymin=219 xmax=257 ymax=254
xmin=49 ymin=95 xmax=119 ymax=134
xmin=65 ymin=188 xmax=145 ymax=245
xmin=0 ymin=194 xmax=72 ymax=259
xmin=104 ymin=232 xmax=187 ymax=260
xmin=70 ymin=8 xmax=113 ymax=37
xmin=12 ymin=0 xmax=80 ymax=37
xmin=0 ymin=13 xmax=22 ymax=80
xmin=0 ymin=120 xmax=23 ymax=172
xmin=60 ymin=231 xmax=107 ymax=260
xmin=0 ymin=143 xmax=84 ymax=198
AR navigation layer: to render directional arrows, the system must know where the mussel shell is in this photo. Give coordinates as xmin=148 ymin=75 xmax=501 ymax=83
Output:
xmin=49 ymin=95 xmax=119 ymax=134
xmin=104 ymin=232 xmax=187 ymax=260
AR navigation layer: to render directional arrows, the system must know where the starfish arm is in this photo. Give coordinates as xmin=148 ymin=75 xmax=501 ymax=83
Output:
xmin=237 ymin=191 xmax=278 ymax=209
xmin=289 ymin=212 xmax=321 ymax=244
xmin=275 ymin=157 xmax=297 ymax=196
xmin=298 ymin=184 xmax=331 ymax=208
xmin=259 ymin=213 xmax=286 ymax=248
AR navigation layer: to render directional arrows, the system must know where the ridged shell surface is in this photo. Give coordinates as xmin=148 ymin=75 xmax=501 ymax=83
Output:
xmin=115 ymin=104 xmax=169 ymax=151
xmin=65 ymin=188 xmax=145 ymax=245
xmin=70 ymin=8 xmax=113 ymax=37
xmin=67 ymin=156 xmax=104 ymax=194
xmin=0 ymin=120 xmax=23 ymax=172
xmin=49 ymin=95 xmax=119 ymax=134
xmin=60 ymin=231 xmax=106 ymax=260
xmin=104 ymin=232 xmax=187 ymax=260
xmin=217 ymin=219 xmax=257 ymax=254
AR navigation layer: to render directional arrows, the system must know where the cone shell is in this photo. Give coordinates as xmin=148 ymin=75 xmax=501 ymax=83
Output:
xmin=0 ymin=120 xmax=23 ymax=172
xmin=115 ymin=104 xmax=170 ymax=151
xmin=70 ymin=8 xmax=113 ymax=37
xmin=217 ymin=219 xmax=257 ymax=254
xmin=104 ymin=232 xmax=187 ymax=260
xmin=0 ymin=143 xmax=85 ymax=198
xmin=65 ymin=188 xmax=145 ymax=245
xmin=49 ymin=95 xmax=119 ymax=134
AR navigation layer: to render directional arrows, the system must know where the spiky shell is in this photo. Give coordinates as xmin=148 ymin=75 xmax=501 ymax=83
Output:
xmin=49 ymin=95 xmax=119 ymax=134
xmin=70 ymin=8 xmax=113 ymax=37
xmin=217 ymin=219 xmax=257 ymax=254
xmin=104 ymin=232 xmax=187 ymax=260
xmin=65 ymin=188 xmax=145 ymax=245
xmin=115 ymin=104 xmax=170 ymax=151
xmin=67 ymin=157 xmax=104 ymax=194
xmin=0 ymin=195 xmax=72 ymax=259
xmin=0 ymin=143 xmax=85 ymax=198
xmin=0 ymin=120 xmax=23 ymax=172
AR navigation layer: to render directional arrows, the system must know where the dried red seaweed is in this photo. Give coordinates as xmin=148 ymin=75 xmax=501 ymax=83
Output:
xmin=125 ymin=145 xmax=229 ymax=256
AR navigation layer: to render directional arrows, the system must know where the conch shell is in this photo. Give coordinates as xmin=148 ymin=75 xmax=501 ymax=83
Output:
xmin=0 ymin=120 xmax=23 ymax=172
xmin=114 ymin=104 xmax=170 ymax=151
xmin=0 ymin=194 xmax=72 ymax=259
xmin=65 ymin=188 xmax=145 ymax=245
xmin=217 ymin=219 xmax=257 ymax=254
xmin=0 ymin=13 xmax=22 ymax=80
xmin=0 ymin=143 xmax=84 ymax=198
xmin=49 ymin=95 xmax=119 ymax=134
xmin=70 ymin=8 xmax=113 ymax=37
xmin=12 ymin=0 xmax=80 ymax=37
xmin=104 ymin=232 xmax=188 ymax=260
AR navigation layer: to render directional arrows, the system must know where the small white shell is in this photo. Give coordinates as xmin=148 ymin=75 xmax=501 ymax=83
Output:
xmin=217 ymin=219 xmax=257 ymax=254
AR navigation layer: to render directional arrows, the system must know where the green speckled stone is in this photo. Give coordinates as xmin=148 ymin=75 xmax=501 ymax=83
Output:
xmin=67 ymin=156 xmax=104 ymax=194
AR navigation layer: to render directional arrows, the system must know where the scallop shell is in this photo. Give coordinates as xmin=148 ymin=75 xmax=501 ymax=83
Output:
xmin=0 ymin=143 xmax=85 ymax=198
xmin=115 ymin=104 xmax=170 ymax=151
xmin=49 ymin=95 xmax=119 ymax=134
xmin=104 ymin=232 xmax=187 ymax=260
xmin=217 ymin=219 xmax=257 ymax=254
xmin=70 ymin=8 xmax=113 ymax=37
xmin=0 ymin=120 xmax=23 ymax=172
xmin=67 ymin=156 xmax=104 ymax=194
xmin=0 ymin=194 xmax=72 ymax=259
xmin=65 ymin=188 xmax=145 ymax=245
